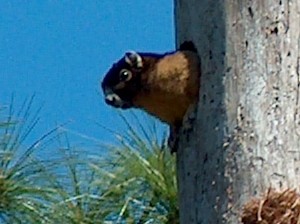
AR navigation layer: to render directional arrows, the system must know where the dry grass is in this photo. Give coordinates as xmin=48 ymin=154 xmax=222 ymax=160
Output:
xmin=241 ymin=188 xmax=300 ymax=224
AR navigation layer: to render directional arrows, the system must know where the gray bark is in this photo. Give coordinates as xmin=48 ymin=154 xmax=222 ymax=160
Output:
xmin=175 ymin=0 xmax=300 ymax=223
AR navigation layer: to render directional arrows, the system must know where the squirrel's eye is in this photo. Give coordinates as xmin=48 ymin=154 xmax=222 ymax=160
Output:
xmin=119 ymin=69 xmax=132 ymax=82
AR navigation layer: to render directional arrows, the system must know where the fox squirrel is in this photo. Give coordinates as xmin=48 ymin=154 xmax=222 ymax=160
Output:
xmin=101 ymin=41 xmax=200 ymax=152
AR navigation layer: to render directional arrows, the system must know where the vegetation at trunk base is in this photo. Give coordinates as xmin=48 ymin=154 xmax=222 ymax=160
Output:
xmin=91 ymin=114 xmax=178 ymax=223
xmin=0 ymin=99 xmax=178 ymax=223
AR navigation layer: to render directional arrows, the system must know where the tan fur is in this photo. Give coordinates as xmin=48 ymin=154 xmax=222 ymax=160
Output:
xmin=132 ymin=51 xmax=200 ymax=125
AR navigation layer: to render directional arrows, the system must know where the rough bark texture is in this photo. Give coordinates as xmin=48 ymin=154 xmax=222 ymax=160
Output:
xmin=175 ymin=0 xmax=300 ymax=223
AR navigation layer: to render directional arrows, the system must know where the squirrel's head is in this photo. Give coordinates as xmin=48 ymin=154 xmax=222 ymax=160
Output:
xmin=101 ymin=51 xmax=144 ymax=109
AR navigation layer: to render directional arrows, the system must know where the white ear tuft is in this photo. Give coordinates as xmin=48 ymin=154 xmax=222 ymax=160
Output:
xmin=124 ymin=51 xmax=143 ymax=69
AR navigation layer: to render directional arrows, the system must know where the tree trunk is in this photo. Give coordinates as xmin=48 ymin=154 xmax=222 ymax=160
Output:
xmin=175 ymin=0 xmax=300 ymax=223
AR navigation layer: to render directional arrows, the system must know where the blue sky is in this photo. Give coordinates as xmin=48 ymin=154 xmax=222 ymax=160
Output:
xmin=0 ymin=1 xmax=174 ymax=152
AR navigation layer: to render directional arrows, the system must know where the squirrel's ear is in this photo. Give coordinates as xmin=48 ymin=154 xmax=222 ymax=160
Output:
xmin=124 ymin=51 xmax=143 ymax=70
xmin=179 ymin=41 xmax=197 ymax=53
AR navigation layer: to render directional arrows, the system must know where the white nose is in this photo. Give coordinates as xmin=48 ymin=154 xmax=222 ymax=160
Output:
xmin=103 ymin=86 xmax=123 ymax=107
xmin=103 ymin=87 xmax=130 ymax=108
xmin=105 ymin=94 xmax=120 ymax=106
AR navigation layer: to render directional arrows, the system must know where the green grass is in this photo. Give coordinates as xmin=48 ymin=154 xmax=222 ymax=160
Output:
xmin=89 ymin=113 xmax=178 ymax=223
xmin=0 ymin=99 xmax=178 ymax=224
xmin=0 ymin=97 xmax=56 ymax=223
